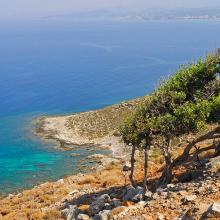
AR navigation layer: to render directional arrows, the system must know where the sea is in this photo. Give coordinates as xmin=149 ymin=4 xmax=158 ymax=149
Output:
xmin=0 ymin=18 xmax=220 ymax=194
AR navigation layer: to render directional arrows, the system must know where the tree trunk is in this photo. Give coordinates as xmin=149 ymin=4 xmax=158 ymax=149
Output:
xmin=143 ymin=145 xmax=149 ymax=199
xmin=158 ymin=139 xmax=173 ymax=187
xmin=215 ymin=141 xmax=220 ymax=156
xmin=173 ymin=126 xmax=220 ymax=167
xmin=129 ymin=144 xmax=137 ymax=187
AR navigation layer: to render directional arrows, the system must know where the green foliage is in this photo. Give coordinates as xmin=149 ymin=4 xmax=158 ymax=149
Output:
xmin=209 ymin=95 xmax=220 ymax=123
xmin=119 ymin=51 xmax=220 ymax=145
xmin=119 ymin=117 xmax=141 ymax=146
xmin=158 ymin=53 xmax=220 ymax=102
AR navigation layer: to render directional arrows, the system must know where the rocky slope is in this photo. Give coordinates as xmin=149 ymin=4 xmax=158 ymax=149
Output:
xmin=1 ymin=98 xmax=220 ymax=219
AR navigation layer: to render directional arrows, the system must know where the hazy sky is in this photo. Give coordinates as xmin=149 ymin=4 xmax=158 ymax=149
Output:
xmin=1 ymin=0 xmax=220 ymax=19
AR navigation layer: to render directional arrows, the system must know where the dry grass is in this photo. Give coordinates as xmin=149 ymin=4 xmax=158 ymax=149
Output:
xmin=78 ymin=175 xmax=98 ymax=185
xmin=0 ymin=161 xmax=126 ymax=220
xmin=41 ymin=209 xmax=62 ymax=220
xmin=67 ymin=98 xmax=143 ymax=139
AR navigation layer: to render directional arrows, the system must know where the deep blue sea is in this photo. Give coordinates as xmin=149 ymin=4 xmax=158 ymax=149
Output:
xmin=0 ymin=19 xmax=220 ymax=194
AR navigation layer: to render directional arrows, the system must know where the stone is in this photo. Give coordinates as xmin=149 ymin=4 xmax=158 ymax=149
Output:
xmin=206 ymin=156 xmax=220 ymax=175
xmin=61 ymin=208 xmax=69 ymax=219
xmin=152 ymin=193 xmax=160 ymax=200
xmin=88 ymin=194 xmax=110 ymax=215
xmin=156 ymin=187 xmax=166 ymax=193
xmin=195 ymin=187 xmax=205 ymax=195
xmin=94 ymin=210 xmax=111 ymax=220
xmin=181 ymin=195 xmax=197 ymax=204
xmin=57 ymin=178 xmax=64 ymax=184
xmin=179 ymin=209 xmax=194 ymax=220
xmin=122 ymin=186 xmax=144 ymax=202
xmin=160 ymin=191 xmax=168 ymax=198
xmin=99 ymin=194 xmax=111 ymax=203
xmin=104 ymin=203 xmax=111 ymax=210
xmin=87 ymin=154 xmax=106 ymax=160
xmin=167 ymin=184 xmax=175 ymax=189
xmin=69 ymin=190 xmax=79 ymax=196
xmin=204 ymin=202 xmax=220 ymax=218
xmin=144 ymin=191 xmax=153 ymax=199
xmin=207 ymin=186 xmax=218 ymax=194
xmin=132 ymin=193 xmax=143 ymax=202
xmin=61 ymin=205 xmax=79 ymax=220
xmin=138 ymin=201 xmax=147 ymax=206
xmin=8 ymin=194 xmax=14 ymax=199
xmin=77 ymin=213 xmax=90 ymax=220
xmin=157 ymin=214 xmax=165 ymax=220
xmin=167 ymin=183 xmax=181 ymax=192
xmin=110 ymin=199 xmax=122 ymax=208
xmin=122 ymin=164 xmax=131 ymax=172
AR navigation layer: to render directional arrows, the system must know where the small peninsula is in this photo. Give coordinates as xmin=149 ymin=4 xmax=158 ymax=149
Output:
xmin=35 ymin=98 xmax=142 ymax=157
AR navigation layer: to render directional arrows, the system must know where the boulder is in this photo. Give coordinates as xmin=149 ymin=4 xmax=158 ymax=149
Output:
xmin=99 ymin=194 xmax=111 ymax=203
xmin=122 ymin=186 xmax=144 ymax=202
xmin=204 ymin=202 xmax=220 ymax=218
xmin=77 ymin=213 xmax=90 ymax=220
xmin=88 ymin=194 xmax=111 ymax=215
xmin=144 ymin=191 xmax=153 ymax=201
xmin=94 ymin=210 xmax=111 ymax=220
xmin=61 ymin=205 xmax=79 ymax=220
xmin=207 ymin=156 xmax=220 ymax=174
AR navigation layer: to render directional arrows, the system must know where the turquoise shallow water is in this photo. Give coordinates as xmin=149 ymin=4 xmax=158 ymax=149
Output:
xmin=0 ymin=19 xmax=220 ymax=194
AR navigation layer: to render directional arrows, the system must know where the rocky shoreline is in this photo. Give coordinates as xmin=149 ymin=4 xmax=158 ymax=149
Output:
xmin=34 ymin=115 xmax=130 ymax=160
xmin=34 ymin=99 xmax=141 ymax=158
